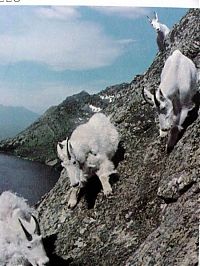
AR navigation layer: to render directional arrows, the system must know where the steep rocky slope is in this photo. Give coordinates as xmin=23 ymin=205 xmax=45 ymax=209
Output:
xmin=1 ymin=8 xmax=199 ymax=265
xmin=36 ymin=9 xmax=200 ymax=266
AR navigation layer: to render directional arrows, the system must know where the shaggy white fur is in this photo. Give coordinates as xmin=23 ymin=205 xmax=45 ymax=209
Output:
xmin=57 ymin=113 xmax=120 ymax=209
xmin=0 ymin=191 xmax=49 ymax=266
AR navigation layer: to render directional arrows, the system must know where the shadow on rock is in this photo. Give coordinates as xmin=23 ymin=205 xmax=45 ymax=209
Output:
xmin=82 ymin=173 xmax=120 ymax=209
xmin=112 ymin=141 xmax=126 ymax=168
xmin=167 ymin=91 xmax=200 ymax=153
xmin=82 ymin=175 xmax=102 ymax=209
xmin=43 ymin=234 xmax=72 ymax=266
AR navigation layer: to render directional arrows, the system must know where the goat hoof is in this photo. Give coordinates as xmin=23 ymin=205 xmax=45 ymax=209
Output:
xmin=159 ymin=129 xmax=168 ymax=138
xmin=68 ymin=200 xmax=77 ymax=209
xmin=68 ymin=204 xmax=76 ymax=209
xmin=103 ymin=188 xmax=113 ymax=196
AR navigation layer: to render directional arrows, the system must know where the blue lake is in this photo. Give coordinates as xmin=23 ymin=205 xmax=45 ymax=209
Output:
xmin=0 ymin=153 xmax=59 ymax=206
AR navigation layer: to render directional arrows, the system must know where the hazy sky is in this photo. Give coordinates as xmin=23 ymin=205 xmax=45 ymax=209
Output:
xmin=0 ymin=6 xmax=188 ymax=113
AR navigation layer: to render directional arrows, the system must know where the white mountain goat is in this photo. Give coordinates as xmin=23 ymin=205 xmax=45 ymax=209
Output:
xmin=147 ymin=12 xmax=170 ymax=52
xmin=143 ymin=50 xmax=198 ymax=150
xmin=57 ymin=113 xmax=119 ymax=209
xmin=0 ymin=191 xmax=49 ymax=266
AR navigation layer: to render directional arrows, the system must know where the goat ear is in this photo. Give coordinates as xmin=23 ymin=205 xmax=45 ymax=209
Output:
xmin=30 ymin=215 xmax=41 ymax=235
xmin=66 ymin=138 xmax=72 ymax=160
xmin=21 ymin=215 xmax=39 ymax=236
xmin=154 ymin=12 xmax=158 ymax=21
xmin=142 ymin=88 xmax=154 ymax=106
xmin=18 ymin=218 xmax=33 ymax=241
xmin=57 ymin=143 xmax=65 ymax=161
xmin=159 ymin=89 xmax=165 ymax=101
xmin=67 ymin=140 xmax=75 ymax=159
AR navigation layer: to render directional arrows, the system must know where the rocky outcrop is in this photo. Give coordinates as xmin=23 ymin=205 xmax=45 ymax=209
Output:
xmin=35 ymin=9 xmax=200 ymax=266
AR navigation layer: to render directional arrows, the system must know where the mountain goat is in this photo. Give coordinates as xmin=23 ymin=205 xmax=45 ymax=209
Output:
xmin=143 ymin=50 xmax=198 ymax=151
xmin=0 ymin=191 xmax=49 ymax=266
xmin=147 ymin=12 xmax=170 ymax=52
xmin=57 ymin=113 xmax=119 ymax=209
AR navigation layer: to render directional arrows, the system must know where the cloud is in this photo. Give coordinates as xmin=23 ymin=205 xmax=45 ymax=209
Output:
xmin=0 ymin=7 xmax=133 ymax=71
xmin=91 ymin=7 xmax=150 ymax=19
xmin=36 ymin=6 xmax=80 ymax=21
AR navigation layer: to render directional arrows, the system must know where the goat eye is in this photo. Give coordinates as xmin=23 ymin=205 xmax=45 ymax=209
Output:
xmin=73 ymin=161 xmax=76 ymax=165
xmin=27 ymin=246 xmax=31 ymax=249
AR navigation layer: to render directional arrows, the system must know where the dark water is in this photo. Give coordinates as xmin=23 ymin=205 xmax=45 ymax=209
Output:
xmin=0 ymin=153 xmax=60 ymax=206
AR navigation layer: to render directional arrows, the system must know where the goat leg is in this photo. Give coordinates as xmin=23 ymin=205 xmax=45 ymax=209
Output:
xmin=98 ymin=175 xmax=112 ymax=196
xmin=68 ymin=186 xmax=81 ymax=209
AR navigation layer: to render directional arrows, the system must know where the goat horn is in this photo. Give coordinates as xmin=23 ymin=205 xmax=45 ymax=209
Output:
xmin=153 ymin=89 xmax=160 ymax=107
xmin=66 ymin=138 xmax=71 ymax=160
xmin=147 ymin=15 xmax=152 ymax=22
xmin=31 ymin=215 xmax=41 ymax=235
xmin=18 ymin=218 xmax=32 ymax=241
xmin=57 ymin=143 xmax=65 ymax=161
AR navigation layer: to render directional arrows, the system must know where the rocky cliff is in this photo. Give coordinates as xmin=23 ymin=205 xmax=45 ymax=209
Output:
xmin=36 ymin=9 xmax=200 ymax=266
xmin=3 ymin=8 xmax=200 ymax=266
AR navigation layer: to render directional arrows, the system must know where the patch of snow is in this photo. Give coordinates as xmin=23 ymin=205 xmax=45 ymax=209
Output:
xmin=89 ymin=105 xmax=102 ymax=113
xmin=100 ymin=94 xmax=115 ymax=103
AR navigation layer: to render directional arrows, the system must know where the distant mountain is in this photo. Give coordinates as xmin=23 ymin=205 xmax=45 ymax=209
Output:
xmin=0 ymin=85 xmax=127 ymax=162
xmin=0 ymin=105 xmax=39 ymax=140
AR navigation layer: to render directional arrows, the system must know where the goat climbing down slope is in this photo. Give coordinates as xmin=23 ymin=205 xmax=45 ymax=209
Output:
xmin=0 ymin=191 xmax=49 ymax=266
xmin=147 ymin=12 xmax=170 ymax=52
xmin=143 ymin=49 xmax=198 ymax=152
xmin=57 ymin=113 xmax=120 ymax=209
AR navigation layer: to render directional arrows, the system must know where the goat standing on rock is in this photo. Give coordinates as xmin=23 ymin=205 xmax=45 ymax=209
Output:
xmin=147 ymin=12 xmax=170 ymax=52
xmin=57 ymin=113 xmax=119 ymax=209
xmin=143 ymin=49 xmax=198 ymax=152
xmin=0 ymin=191 xmax=49 ymax=266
